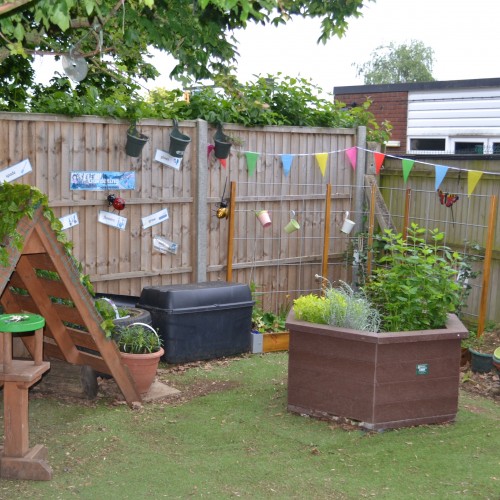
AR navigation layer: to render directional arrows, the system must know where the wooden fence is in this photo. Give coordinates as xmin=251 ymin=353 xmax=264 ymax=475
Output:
xmin=0 ymin=113 xmax=356 ymax=312
xmin=0 ymin=113 xmax=498 ymax=322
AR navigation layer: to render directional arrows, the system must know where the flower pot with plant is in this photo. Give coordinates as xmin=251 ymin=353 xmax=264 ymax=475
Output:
xmin=113 ymin=322 xmax=164 ymax=395
xmin=286 ymin=224 xmax=469 ymax=431
xmin=251 ymin=287 xmax=290 ymax=353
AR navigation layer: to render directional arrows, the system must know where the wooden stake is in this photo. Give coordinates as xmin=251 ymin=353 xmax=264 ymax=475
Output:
xmin=226 ymin=181 xmax=236 ymax=282
xmin=477 ymin=194 xmax=498 ymax=337
xmin=367 ymin=183 xmax=376 ymax=276
xmin=321 ymin=184 xmax=332 ymax=293
xmin=403 ymin=188 xmax=412 ymax=240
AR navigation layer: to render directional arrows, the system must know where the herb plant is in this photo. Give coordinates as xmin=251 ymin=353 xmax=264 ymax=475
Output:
xmin=293 ymin=280 xmax=380 ymax=332
xmin=362 ymin=224 xmax=462 ymax=332
xmin=114 ymin=323 xmax=162 ymax=354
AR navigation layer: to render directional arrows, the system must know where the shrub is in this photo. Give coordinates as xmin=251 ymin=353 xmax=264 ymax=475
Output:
xmin=362 ymin=224 xmax=462 ymax=332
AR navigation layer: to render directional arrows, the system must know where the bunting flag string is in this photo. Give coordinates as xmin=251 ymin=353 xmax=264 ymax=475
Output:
xmin=315 ymin=153 xmax=328 ymax=177
xmin=227 ymin=145 xmax=498 ymax=194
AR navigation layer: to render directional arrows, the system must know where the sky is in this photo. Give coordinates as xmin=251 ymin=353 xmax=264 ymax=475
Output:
xmin=36 ymin=0 xmax=500 ymax=95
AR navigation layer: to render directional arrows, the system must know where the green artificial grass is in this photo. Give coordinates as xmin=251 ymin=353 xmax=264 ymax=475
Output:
xmin=1 ymin=353 xmax=499 ymax=499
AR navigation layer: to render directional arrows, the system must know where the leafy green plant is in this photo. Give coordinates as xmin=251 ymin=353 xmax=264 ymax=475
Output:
xmin=362 ymin=223 xmax=462 ymax=332
xmin=113 ymin=323 xmax=162 ymax=354
xmin=293 ymin=280 xmax=380 ymax=332
xmin=292 ymin=293 xmax=328 ymax=324
xmin=0 ymin=183 xmax=94 ymax=296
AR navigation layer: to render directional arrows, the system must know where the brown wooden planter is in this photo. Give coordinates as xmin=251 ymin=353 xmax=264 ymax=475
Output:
xmin=286 ymin=311 xmax=468 ymax=431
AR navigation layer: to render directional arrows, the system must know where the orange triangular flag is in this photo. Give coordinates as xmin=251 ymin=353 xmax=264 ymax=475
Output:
xmin=374 ymin=152 xmax=385 ymax=174
xmin=315 ymin=153 xmax=328 ymax=177
xmin=467 ymin=170 xmax=483 ymax=197
xmin=219 ymin=158 xmax=226 ymax=168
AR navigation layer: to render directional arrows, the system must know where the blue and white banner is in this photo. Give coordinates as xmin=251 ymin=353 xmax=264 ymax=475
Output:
xmin=70 ymin=171 xmax=135 ymax=191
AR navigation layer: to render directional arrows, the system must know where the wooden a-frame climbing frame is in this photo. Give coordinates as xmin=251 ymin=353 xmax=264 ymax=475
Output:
xmin=0 ymin=207 xmax=141 ymax=405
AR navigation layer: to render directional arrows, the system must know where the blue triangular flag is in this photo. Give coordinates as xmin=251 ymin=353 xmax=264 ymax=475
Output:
xmin=434 ymin=165 xmax=449 ymax=191
xmin=281 ymin=154 xmax=294 ymax=176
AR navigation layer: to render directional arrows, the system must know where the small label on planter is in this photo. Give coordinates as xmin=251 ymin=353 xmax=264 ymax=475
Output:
xmin=154 ymin=149 xmax=182 ymax=170
xmin=416 ymin=363 xmax=429 ymax=375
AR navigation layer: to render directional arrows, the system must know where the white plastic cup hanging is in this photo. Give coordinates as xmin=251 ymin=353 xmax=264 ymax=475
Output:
xmin=341 ymin=211 xmax=356 ymax=234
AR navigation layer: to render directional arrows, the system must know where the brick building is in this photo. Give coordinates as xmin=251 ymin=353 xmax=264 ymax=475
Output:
xmin=334 ymin=78 xmax=500 ymax=156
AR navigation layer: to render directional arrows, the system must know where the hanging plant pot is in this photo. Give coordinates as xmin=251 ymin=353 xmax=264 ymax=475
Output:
xmin=168 ymin=120 xmax=191 ymax=158
xmin=125 ymin=126 xmax=149 ymax=157
xmin=214 ymin=124 xmax=232 ymax=159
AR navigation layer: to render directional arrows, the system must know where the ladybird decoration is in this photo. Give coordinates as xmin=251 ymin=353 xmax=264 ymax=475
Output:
xmin=107 ymin=194 xmax=126 ymax=211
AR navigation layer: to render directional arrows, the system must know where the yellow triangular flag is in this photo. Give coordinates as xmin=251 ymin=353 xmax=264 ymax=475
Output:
xmin=467 ymin=170 xmax=483 ymax=197
xmin=315 ymin=153 xmax=328 ymax=177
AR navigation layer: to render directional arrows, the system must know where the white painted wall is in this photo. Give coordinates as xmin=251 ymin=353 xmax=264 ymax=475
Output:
xmin=407 ymin=87 xmax=500 ymax=153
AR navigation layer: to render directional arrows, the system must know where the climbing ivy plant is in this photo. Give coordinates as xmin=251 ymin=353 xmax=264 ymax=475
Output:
xmin=0 ymin=182 xmax=94 ymax=294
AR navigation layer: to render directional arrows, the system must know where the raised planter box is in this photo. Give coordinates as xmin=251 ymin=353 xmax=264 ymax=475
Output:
xmin=251 ymin=331 xmax=289 ymax=353
xmin=286 ymin=310 xmax=468 ymax=431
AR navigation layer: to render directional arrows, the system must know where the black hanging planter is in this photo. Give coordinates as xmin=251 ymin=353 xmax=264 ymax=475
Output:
xmin=213 ymin=124 xmax=232 ymax=160
xmin=125 ymin=125 xmax=149 ymax=157
xmin=168 ymin=120 xmax=191 ymax=158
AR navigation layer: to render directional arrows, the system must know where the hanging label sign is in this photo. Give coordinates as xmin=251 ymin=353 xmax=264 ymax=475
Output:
xmin=153 ymin=235 xmax=178 ymax=255
xmin=0 ymin=159 xmax=32 ymax=183
xmin=70 ymin=171 xmax=135 ymax=191
xmin=154 ymin=149 xmax=182 ymax=170
xmin=98 ymin=210 xmax=127 ymax=231
xmin=59 ymin=212 xmax=79 ymax=230
xmin=141 ymin=208 xmax=169 ymax=229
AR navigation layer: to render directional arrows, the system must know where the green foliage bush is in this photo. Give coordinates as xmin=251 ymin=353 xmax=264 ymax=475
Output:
xmin=362 ymin=224 xmax=462 ymax=332
xmin=12 ymin=74 xmax=391 ymax=143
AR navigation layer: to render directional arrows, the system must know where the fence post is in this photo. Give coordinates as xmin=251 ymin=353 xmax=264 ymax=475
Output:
xmin=194 ymin=119 xmax=208 ymax=282
xmin=354 ymin=126 xmax=367 ymax=230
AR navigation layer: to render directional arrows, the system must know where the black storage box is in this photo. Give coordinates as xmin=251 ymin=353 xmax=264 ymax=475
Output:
xmin=137 ymin=281 xmax=253 ymax=363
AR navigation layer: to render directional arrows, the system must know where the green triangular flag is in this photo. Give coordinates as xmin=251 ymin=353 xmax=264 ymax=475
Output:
xmin=402 ymin=159 xmax=415 ymax=184
xmin=245 ymin=152 xmax=259 ymax=176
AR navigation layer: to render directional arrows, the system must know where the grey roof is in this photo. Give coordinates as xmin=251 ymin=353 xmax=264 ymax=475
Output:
xmin=333 ymin=77 xmax=500 ymax=95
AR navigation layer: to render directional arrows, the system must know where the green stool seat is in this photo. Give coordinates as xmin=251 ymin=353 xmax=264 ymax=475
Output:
xmin=0 ymin=313 xmax=45 ymax=333
xmin=0 ymin=313 xmax=46 ymax=373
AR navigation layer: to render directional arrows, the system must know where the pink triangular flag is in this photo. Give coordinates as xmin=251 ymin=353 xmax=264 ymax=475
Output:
xmin=374 ymin=152 xmax=385 ymax=174
xmin=281 ymin=154 xmax=294 ymax=176
xmin=434 ymin=165 xmax=449 ymax=191
xmin=467 ymin=170 xmax=483 ymax=197
xmin=345 ymin=147 xmax=357 ymax=170
xmin=315 ymin=153 xmax=328 ymax=177
xmin=245 ymin=152 xmax=259 ymax=176
xmin=402 ymin=159 xmax=415 ymax=184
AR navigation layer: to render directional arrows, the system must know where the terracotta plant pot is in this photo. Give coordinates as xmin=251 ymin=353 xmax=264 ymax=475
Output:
xmin=286 ymin=311 xmax=468 ymax=431
xmin=120 ymin=347 xmax=164 ymax=395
